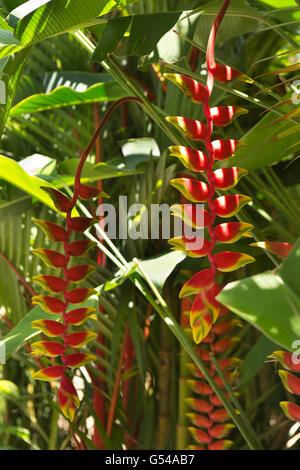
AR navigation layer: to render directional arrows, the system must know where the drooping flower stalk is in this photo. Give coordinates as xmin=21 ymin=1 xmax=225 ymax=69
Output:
xmin=180 ymin=296 xmax=242 ymax=450
xmin=166 ymin=0 xmax=254 ymax=344
xmin=31 ymin=97 xmax=142 ymax=421
xmin=167 ymin=0 xmax=255 ymax=450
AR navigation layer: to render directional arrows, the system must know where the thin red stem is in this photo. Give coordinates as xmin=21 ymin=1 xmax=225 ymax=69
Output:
xmin=0 ymin=251 xmax=36 ymax=297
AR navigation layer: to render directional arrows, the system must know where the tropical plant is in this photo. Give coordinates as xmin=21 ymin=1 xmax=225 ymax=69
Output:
xmin=0 ymin=0 xmax=300 ymax=452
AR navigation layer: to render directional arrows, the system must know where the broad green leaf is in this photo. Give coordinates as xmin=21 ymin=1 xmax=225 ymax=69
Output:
xmin=9 ymin=79 xmax=128 ymax=116
xmin=91 ymin=10 xmax=200 ymax=64
xmin=218 ymin=271 xmax=300 ymax=351
xmin=136 ymin=250 xmax=186 ymax=293
xmin=0 ymin=0 xmax=138 ymax=59
xmin=3 ymin=296 xmax=98 ymax=357
xmin=238 ymin=336 xmax=277 ymax=387
xmin=58 ymin=155 xmax=147 ymax=184
xmin=222 ymin=109 xmax=300 ymax=170
xmin=218 ymin=239 xmax=300 ymax=351
xmin=9 ymin=0 xmax=138 ymax=45
xmin=0 ymin=48 xmax=30 ymax=136
xmin=0 ymin=154 xmax=77 ymax=213
xmin=193 ymin=0 xmax=261 ymax=48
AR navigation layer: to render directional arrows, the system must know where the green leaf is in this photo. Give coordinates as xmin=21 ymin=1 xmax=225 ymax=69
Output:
xmin=9 ymin=79 xmax=128 ymax=116
xmin=222 ymin=108 xmax=300 ymax=170
xmin=9 ymin=0 xmax=138 ymax=46
xmin=0 ymin=424 xmax=33 ymax=446
xmin=0 ymin=48 xmax=30 ymax=136
xmin=0 ymin=154 xmax=76 ymax=213
xmin=238 ymin=335 xmax=277 ymax=387
xmin=91 ymin=10 xmax=200 ymax=64
xmin=2 ymin=296 xmax=98 ymax=357
xmin=136 ymin=250 xmax=186 ymax=293
xmin=217 ymin=238 xmax=300 ymax=351
xmin=58 ymin=155 xmax=146 ymax=183
xmin=0 ymin=380 xmax=20 ymax=398
xmin=192 ymin=0 xmax=261 ymax=48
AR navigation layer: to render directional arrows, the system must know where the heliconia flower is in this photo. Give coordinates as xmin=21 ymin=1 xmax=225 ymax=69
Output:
xmin=58 ymin=388 xmax=76 ymax=421
xmin=209 ymin=423 xmax=235 ymax=439
xmin=214 ymin=194 xmax=252 ymax=218
xmin=60 ymin=376 xmax=80 ymax=407
xmin=186 ymin=413 xmax=213 ymax=429
xmin=196 ymin=349 xmax=211 ymax=362
xmin=67 ymin=264 xmax=96 ymax=283
xmin=250 ymin=241 xmax=294 ymax=259
xmin=212 ymin=139 xmax=246 ymax=161
xmin=179 ymin=269 xmax=215 ymax=298
xmin=168 ymin=146 xmax=209 ymax=172
xmin=69 ymin=217 xmax=97 ymax=232
xmin=41 ymin=187 xmax=73 ymax=212
xmin=171 ymin=204 xmax=210 ymax=229
xmin=202 ymin=283 xmax=221 ymax=321
xmin=187 ymin=445 xmax=206 ymax=450
xmin=170 ymin=178 xmax=209 ymax=203
xmin=213 ymin=372 xmax=237 ymax=388
xmin=211 ymin=357 xmax=242 ymax=372
xmin=168 ymin=236 xmax=211 ymax=258
xmin=163 ymin=73 xmax=209 ymax=103
xmin=280 ymin=401 xmax=300 ymax=421
xmin=201 ymin=332 xmax=215 ymax=344
xmin=33 ymin=218 xmax=68 ymax=242
xmin=32 ymin=275 xmax=66 ymax=294
xmin=186 ymin=380 xmax=213 ymax=396
xmin=210 ymin=62 xmax=251 ymax=83
xmin=278 ymin=370 xmax=300 ymax=395
xmin=32 ymin=248 xmax=67 ymax=269
xmin=213 ymin=251 xmax=255 ymax=272
xmin=67 ymin=239 xmax=96 ymax=257
xmin=190 ymin=294 xmax=207 ymax=327
xmin=269 ymin=351 xmax=300 ymax=373
xmin=209 ymin=392 xmax=231 ymax=407
xmin=67 ymin=288 xmax=96 ymax=304
xmin=66 ymin=331 xmax=97 ymax=348
xmin=209 ymin=408 xmax=229 ymax=423
xmin=32 ymin=365 xmax=64 ymax=381
xmin=210 ymin=106 xmax=248 ymax=127
xmin=166 ymin=116 xmax=209 ymax=141
xmin=212 ymin=319 xmax=237 ymax=335
xmin=208 ymin=440 xmax=233 ymax=450
xmin=65 ymin=352 xmax=96 ymax=368
xmin=78 ymin=183 xmax=108 ymax=200
xmin=31 ymin=319 xmax=65 ymax=337
xmin=66 ymin=307 xmax=97 ymax=325
xmin=192 ymin=313 xmax=214 ymax=344
xmin=213 ymin=337 xmax=240 ymax=354
xmin=31 ymin=341 xmax=64 ymax=357
xmin=188 ymin=427 xmax=212 ymax=444
xmin=185 ymin=398 xmax=213 ymax=414
xmin=186 ymin=363 xmax=213 ymax=380
xmin=32 ymin=295 xmax=65 ymax=314
xmin=212 ymin=167 xmax=248 ymax=190
xmin=214 ymin=222 xmax=253 ymax=243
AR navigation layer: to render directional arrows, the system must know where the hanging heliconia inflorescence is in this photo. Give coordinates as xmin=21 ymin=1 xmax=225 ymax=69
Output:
xmin=180 ymin=297 xmax=242 ymax=450
xmin=270 ymin=350 xmax=300 ymax=422
xmin=165 ymin=0 xmax=255 ymax=345
xmin=30 ymin=182 xmax=105 ymax=420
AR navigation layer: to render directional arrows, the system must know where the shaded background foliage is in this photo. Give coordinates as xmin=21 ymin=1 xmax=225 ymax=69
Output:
xmin=0 ymin=0 xmax=300 ymax=450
